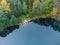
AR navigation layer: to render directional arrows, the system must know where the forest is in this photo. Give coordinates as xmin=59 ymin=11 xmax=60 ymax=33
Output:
xmin=0 ymin=0 xmax=59 ymax=30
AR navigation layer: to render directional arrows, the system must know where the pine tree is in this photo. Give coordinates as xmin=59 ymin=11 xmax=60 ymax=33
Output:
xmin=32 ymin=0 xmax=41 ymax=15
xmin=17 ymin=1 xmax=23 ymax=14
xmin=9 ymin=15 xmax=19 ymax=26
xmin=41 ymin=0 xmax=53 ymax=14
xmin=0 ymin=6 xmax=7 ymax=27
xmin=23 ymin=1 xmax=27 ymax=14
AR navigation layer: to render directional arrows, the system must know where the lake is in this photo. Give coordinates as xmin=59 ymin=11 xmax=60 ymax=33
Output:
xmin=0 ymin=18 xmax=60 ymax=45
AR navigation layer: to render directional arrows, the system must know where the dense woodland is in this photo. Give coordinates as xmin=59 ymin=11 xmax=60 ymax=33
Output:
xmin=0 ymin=0 xmax=59 ymax=30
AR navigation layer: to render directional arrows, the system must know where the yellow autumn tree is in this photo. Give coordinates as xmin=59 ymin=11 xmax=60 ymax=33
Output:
xmin=0 ymin=0 xmax=11 ymax=13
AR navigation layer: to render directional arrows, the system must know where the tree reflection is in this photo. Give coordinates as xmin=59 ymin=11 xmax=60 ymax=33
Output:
xmin=0 ymin=25 xmax=19 ymax=37
xmin=0 ymin=18 xmax=60 ymax=37
xmin=33 ymin=18 xmax=60 ymax=32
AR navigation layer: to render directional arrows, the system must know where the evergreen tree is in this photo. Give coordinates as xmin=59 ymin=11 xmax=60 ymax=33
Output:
xmin=23 ymin=1 xmax=27 ymax=14
xmin=32 ymin=0 xmax=41 ymax=15
xmin=9 ymin=15 xmax=19 ymax=26
xmin=41 ymin=0 xmax=53 ymax=14
xmin=0 ymin=6 xmax=7 ymax=27
xmin=17 ymin=1 xmax=23 ymax=14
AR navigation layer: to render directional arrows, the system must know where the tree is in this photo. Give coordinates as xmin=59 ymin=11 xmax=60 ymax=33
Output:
xmin=17 ymin=1 xmax=23 ymax=14
xmin=19 ymin=15 xmax=26 ymax=22
xmin=23 ymin=1 xmax=27 ymax=14
xmin=41 ymin=0 xmax=53 ymax=14
xmin=9 ymin=15 xmax=19 ymax=26
xmin=32 ymin=0 xmax=41 ymax=15
xmin=0 ymin=6 xmax=7 ymax=27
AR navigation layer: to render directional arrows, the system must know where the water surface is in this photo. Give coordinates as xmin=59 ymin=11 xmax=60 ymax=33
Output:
xmin=0 ymin=18 xmax=60 ymax=45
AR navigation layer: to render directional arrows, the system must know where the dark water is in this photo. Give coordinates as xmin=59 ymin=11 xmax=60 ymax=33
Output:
xmin=33 ymin=18 xmax=60 ymax=32
xmin=0 ymin=18 xmax=60 ymax=45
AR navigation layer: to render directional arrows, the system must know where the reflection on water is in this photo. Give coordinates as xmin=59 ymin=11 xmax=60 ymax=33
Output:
xmin=0 ymin=25 xmax=19 ymax=37
xmin=0 ymin=18 xmax=60 ymax=37
xmin=33 ymin=18 xmax=60 ymax=32
xmin=0 ymin=19 xmax=60 ymax=45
